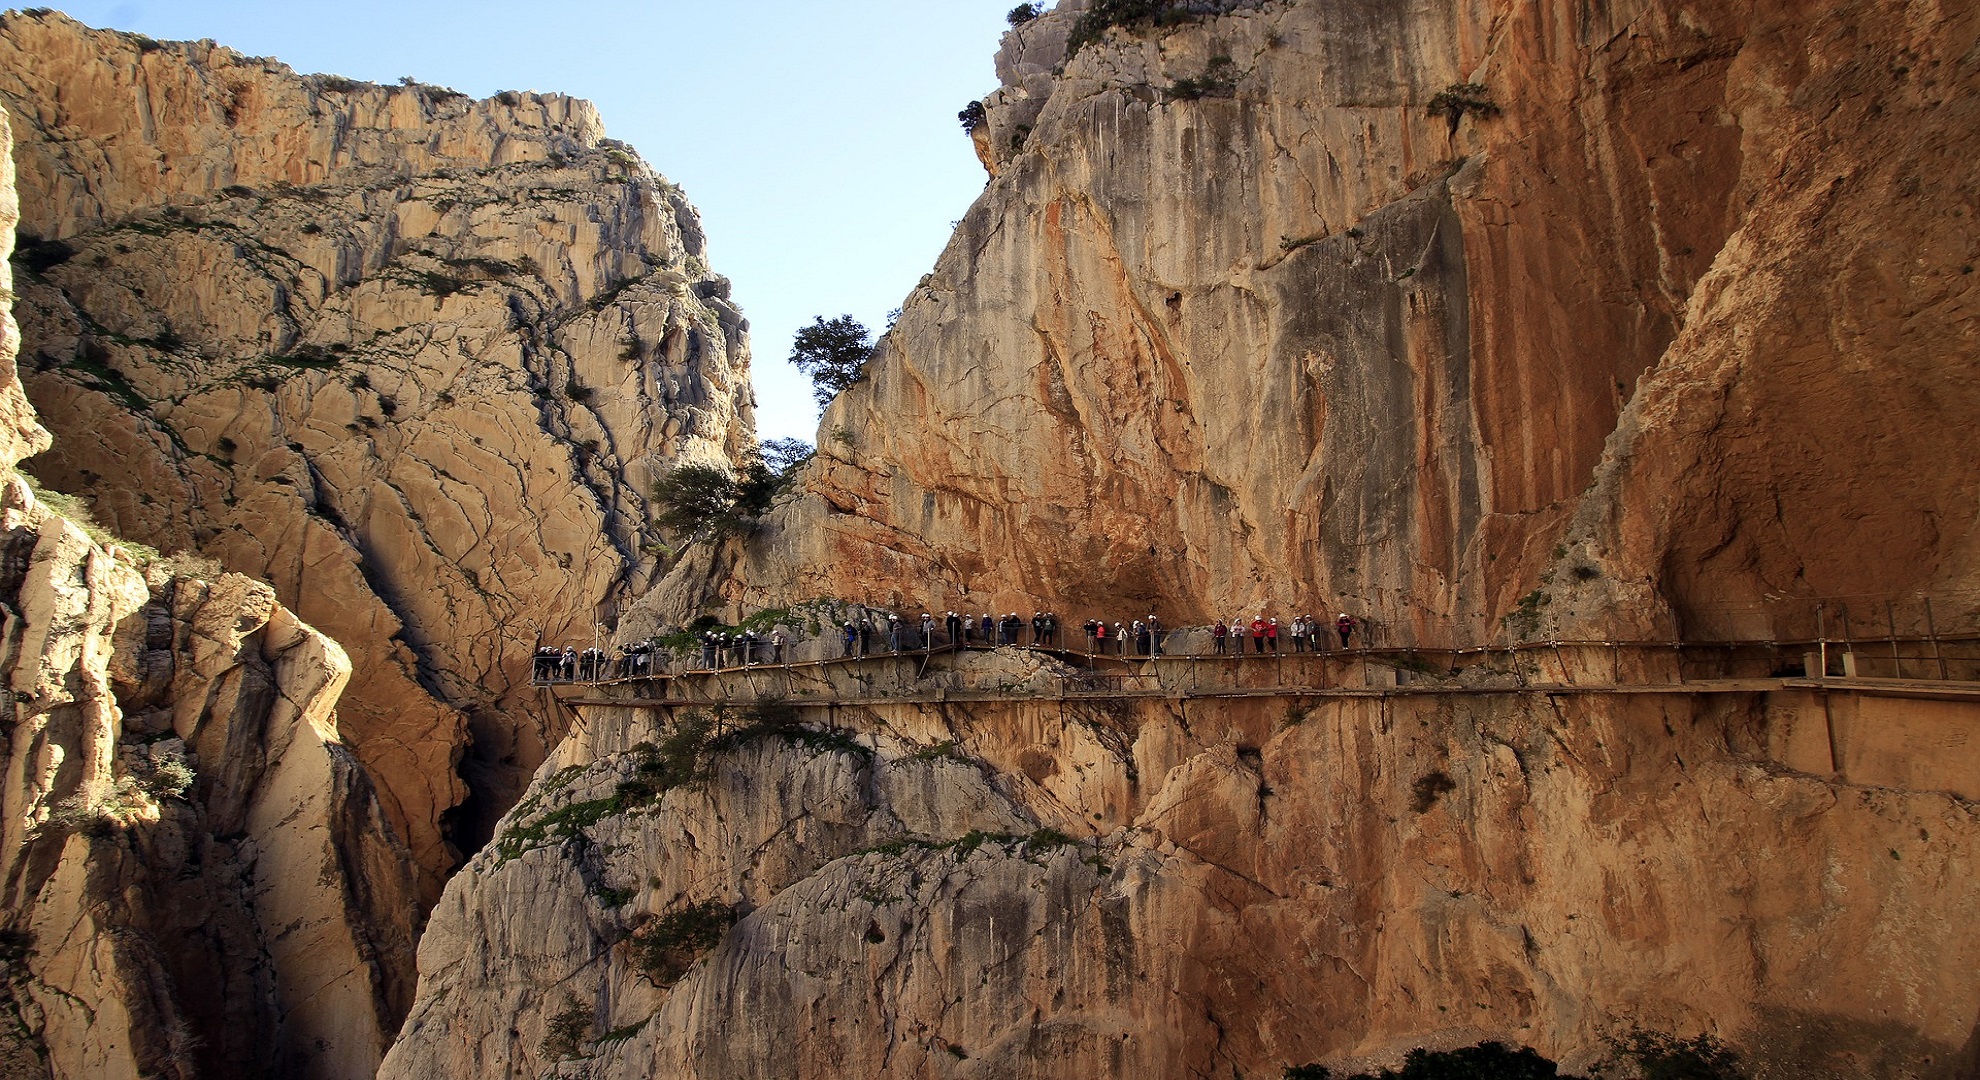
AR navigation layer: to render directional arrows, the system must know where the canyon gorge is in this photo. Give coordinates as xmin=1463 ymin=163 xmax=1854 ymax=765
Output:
xmin=2 ymin=0 xmax=1978 ymax=1078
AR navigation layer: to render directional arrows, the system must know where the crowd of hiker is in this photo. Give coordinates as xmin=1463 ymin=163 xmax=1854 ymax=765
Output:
xmin=533 ymin=607 xmax=1365 ymax=683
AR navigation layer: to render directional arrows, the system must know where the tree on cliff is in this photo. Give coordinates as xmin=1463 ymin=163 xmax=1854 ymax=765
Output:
xmin=651 ymin=440 xmax=811 ymax=545
xmin=789 ymin=315 xmax=873 ymax=407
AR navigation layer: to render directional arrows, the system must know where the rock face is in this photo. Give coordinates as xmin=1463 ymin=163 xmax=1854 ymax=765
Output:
xmin=383 ymin=686 xmax=1980 ymax=1079
xmin=544 ymin=1 xmax=1980 ymax=1078
xmin=2 ymin=101 xmax=415 ymax=1080
xmin=646 ymin=0 xmax=1980 ymax=649
xmin=0 ymin=10 xmax=756 ymax=897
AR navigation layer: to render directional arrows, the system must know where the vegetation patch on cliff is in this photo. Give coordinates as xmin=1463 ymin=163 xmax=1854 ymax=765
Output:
xmin=856 ymin=827 xmax=1079 ymax=866
xmin=1166 ymin=56 xmax=1239 ymax=101
xmin=628 ymin=899 xmax=735 ymax=987
xmin=1282 ymin=1033 xmax=1746 ymax=1079
xmin=491 ymin=700 xmax=869 ymax=864
xmin=649 ymin=438 xmax=810 ymax=550
xmin=540 ymin=995 xmax=591 ymax=1060
xmin=1066 ymin=0 xmax=1263 ymax=57
xmin=1426 ymin=82 xmax=1499 ymax=135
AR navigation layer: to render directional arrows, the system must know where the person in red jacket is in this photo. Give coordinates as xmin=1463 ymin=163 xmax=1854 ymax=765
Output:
xmin=1337 ymin=612 xmax=1356 ymax=648
xmin=1211 ymin=619 xmax=1228 ymax=654
xmin=1266 ymin=617 xmax=1280 ymax=653
xmin=1250 ymin=614 xmax=1268 ymax=654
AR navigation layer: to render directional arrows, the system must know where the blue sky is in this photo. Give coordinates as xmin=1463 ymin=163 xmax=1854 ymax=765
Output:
xmin=44 ymin=0 xmax=1021 ymax=443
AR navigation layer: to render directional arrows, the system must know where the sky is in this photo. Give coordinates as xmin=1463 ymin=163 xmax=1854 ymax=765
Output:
xmin=43 ymin=0 xmax=1022 ymax=443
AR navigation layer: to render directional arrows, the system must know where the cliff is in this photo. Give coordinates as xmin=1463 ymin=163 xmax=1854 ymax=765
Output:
xmin=0 ymin=9 xmax=756 ymax=898
xmin=409 ymin=0 xmax=1980 ymax=1077
xmin=2 ymin=101 xmax=415 ymax=1080
xmin=382 ymin=676 xmax=1980 ymax=1078
xmin=641 ymin=0 xmax=1980 ymax=648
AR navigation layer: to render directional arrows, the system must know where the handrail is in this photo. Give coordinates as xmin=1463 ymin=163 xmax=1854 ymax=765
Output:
xmin=531 ymin=606 xmax=1980 ymax=694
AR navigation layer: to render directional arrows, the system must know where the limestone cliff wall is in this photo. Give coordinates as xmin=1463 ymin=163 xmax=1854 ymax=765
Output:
xmin=2 ymin=560 xmax=421 ymax=1080
xmin=0 ymin=10 xmax=757 ymax=896
xmin=382 ymin=675 xmax=1980 ymax=1079
xmin=647 ymin=0 xmax=1978 ymax=649
xmin=3 ymin=100 xmax=416 ymax=1080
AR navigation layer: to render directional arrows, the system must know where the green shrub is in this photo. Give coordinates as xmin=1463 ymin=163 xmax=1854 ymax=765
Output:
xmin=1614 ymin=1031 xmax=1744 ymax=1080
xmin=789 ymin=315 xmax=873 ymax=407
xmin=1026 ymin=827 xmax=1076 ymax=850
xmin=1287 ymin=1041 xmax=1563 ymax=1079
xmin=636 ymin=714 xmax=716 ymax=793
xmin=398 ymin=267 xmax=474 ymax=298
xmin=651 ymin=462 xmax=755 ymax=542
xmin=16 ymin=472 xmax=116 ymax=548
xmin=1503 ymin=588 xmax=1549 ymax=637
xmin=1426 ymin=82 xmax=1499 ymax=134
xmin=959 ymin=100 xmax=987 ymax=134
xmin=1007 ymin=3 xmax=1042 ymax=25
xmin=649 ymin=440 xmax=802 ymax=544
xmin=424 ymin=85 xmax=467 ymax=105
xmin=137 ymin=757 xmax=195 ymax=799
xmin=540 ymin=995 xmax=590 ymax=1060
xmin=629 ymin=899 xmax=734 ymax=986
xmin=1166 ymin=55 xmax=1238 ymax=100
xmin=1067 ymin=0 xmax=1205 ymax=57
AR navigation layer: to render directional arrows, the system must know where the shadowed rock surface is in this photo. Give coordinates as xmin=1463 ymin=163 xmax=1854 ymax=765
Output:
xmin=2 ymin=100 xmax=415 ymax=1080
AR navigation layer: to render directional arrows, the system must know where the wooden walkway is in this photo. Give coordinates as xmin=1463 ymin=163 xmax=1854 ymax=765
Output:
xmin=537 ymin=639 xmax=1980 ymax=712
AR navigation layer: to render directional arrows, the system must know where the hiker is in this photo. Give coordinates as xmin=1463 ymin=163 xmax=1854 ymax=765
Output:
xmin=946 ymin=610 xmax=964 ymax=647
xmin=1266 ymin=618 xmax=1280 ymax=653
xmin=842 ymin=621 xmax=858 ymax=658
xmin=1212 ymin=619 xmax=1228 ymax=654
xmin=1092 ymin=619 xmax=1107 ymax=652
xmin=921 ymin=613 xmax=935 ymax=649
xmin=1147 ymin=615 xmax=1162 ymax=656
xmin=770 ymin=630 xmax=787 ymax=665
xmin=1250 ymin=615 xmax=1268 ymax=654
xmin=1337 ymin=612 xmax=1356 ymax=648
